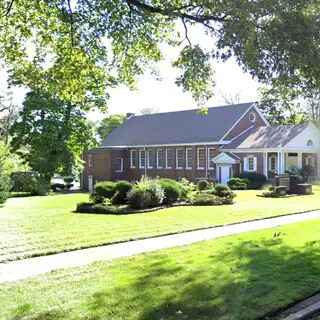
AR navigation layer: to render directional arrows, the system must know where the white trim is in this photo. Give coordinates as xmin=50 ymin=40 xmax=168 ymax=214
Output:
xmin=221 ymin=103 xmax=270 ymax=141
xmin=224 ymin=147 xmax=320 ymax=153
xmin=139 ymin=149 xmax=146 ymax=168
xmin=165 ymin=149 xmax=172 ymax=169
xmin=88 ymin=154 xmax=93 ymax=167
xmin=247 ymin=156 xmax=256 ymax=172
xmin=229 ymin=126 xmax=254 ymax=142
xmin=268 ymin=154 xmax=277 ymax=172
xmin=156 ymin=149 xmax=163 ymax=169
xmin=249 ymin=112 xmax=256 ymax=123
xmin=130 ymin=150 xmax=136 ymax=168
xmin=197 ymin=147 xmax=205 ymax=170
xmin=147 ymin=150 xmax=153 ymax=168
xmin=186 ymin=148 xmax=192 ymax=170
xmin=115 ymin=158 xmax=123 ymax=172
xmin=98 ymin=141 xmax=229 ymax=148
xmin=207 ymin=147 xmax=216 ymax=169
xmin=212 ymin=152 xmax=240 ymax=164
xmin=176 ymin=148 xmax=183 ymax=169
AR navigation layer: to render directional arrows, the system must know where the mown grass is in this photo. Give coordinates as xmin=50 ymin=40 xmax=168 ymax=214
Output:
xmin=2 ymin=219 xmax=320 ymax=319
xmin=0 ymin=186 xmax=320 ymax=262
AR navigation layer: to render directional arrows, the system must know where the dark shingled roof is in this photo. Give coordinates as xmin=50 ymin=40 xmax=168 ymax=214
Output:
xmin=101 ymin=102 xmax=255 ymax=147
xmin=224 ymin=124 xmax=308 ymax=149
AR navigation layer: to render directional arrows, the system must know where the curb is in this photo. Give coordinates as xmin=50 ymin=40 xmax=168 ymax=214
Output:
xmin=281 ymin=301 xmax=320 ymax=320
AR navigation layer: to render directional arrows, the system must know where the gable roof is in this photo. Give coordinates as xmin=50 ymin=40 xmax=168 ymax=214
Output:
xmin=101 ymin=102 xmax=255 ymax=147
xmin=224 ymin=124 xmax=309 ymax=150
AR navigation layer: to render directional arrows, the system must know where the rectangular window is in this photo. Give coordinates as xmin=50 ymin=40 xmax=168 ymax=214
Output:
xmin=130 ymin=150 xmax=136 ymax=168
xmin=197 ymin=148 xmax=205 ymax=169
xmin=207 ymin=147 xmax=215 ymax=169
xmin=186 ymin=148 xmax=192 ymax=169
xmin=115 ymin=158 xmax=123 ymax=172
xmin=157 ymin=149 xmax=163 ymax=168
xmin=176 ymin=149 xmax=183 ymax=169
xmin=270 ymin=157 xmax=276 ymax=171
xmin=88 ymin=154 xmax=93 ymax=167
xmin=288 ymin=153 xmax=298 ymax=157
xmin=248 ymin=157 xmax=255 ymax=171
xmin=166 ymin=149 xmax=172 ymax=169
xmin=139 ymin=150 xmax=145 ymax=168
xmin=147 ymin=150 xmax=153 ymax=168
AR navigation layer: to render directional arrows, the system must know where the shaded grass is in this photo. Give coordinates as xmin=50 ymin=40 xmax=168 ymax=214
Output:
xmin=0 ymin=187 xmax=320 ymax=262
xmin=2 ymin=219 xmax=320 ymax=319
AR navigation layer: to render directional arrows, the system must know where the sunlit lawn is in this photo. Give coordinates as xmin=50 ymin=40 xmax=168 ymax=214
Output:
xmin=2 ymin=218 xmax=320 ymax=319
xmin=0 ymin=186 xmax=320 ymax=262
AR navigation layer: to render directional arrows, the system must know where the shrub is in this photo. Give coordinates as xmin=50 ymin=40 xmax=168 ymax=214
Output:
xmin=76 ymin=202 xmax=93 ymax=213
xmin=237 ymin=172 xmax=267 ymax=183
xmin=214 ymin=184 xmax=233 ymax=197
xmin=300 ymin=165 xmax=315 ymax=182
xmin=228 ymin=178 xmax=248 ymax=190
xmin=190 ymin=193 xmax=218 ymax=206
xmin=91 ymin=204 xmax=118 ymax=214
xmin=179 ymin=178 xmax=196 ymax=200
xmin=159 ymin=179 xmax=182 ymax=204
xmin=63 ymin=176 xmax=74 ymax=184
xmin=90 ymin=191 xmax=105 ymax=204
xmin=65 ymin=183 xmax=74 ymax=190
xmin=51 ymin=183 xmax=66 ymax=192
xmin=198 ymin=179 xmax=209 ymax=191
xmin=11 ymin=172 xmax=49 ymax=195
xmin=147 ymin=182 xmax=165 ymax=207
xmin=262 ymin=186 xmax=286 ymax=198
xmin=111 ymin=180 xmax=133 ymax=204
xmin=0 ymin=171 xmax=11 ymax=204
xmin=246 ymin=181 xmax=264 ymax=190
xmin=94 ymin=181 xmax=117 ymax=199
xmin=127 ymin=188 xmax=152 ymax=209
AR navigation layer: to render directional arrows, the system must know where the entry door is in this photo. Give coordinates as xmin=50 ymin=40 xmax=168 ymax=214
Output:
xmin=88 ymin=175 xmax=93 ymax=192
xmin=220 ymin=166 xmax=230 ymax=184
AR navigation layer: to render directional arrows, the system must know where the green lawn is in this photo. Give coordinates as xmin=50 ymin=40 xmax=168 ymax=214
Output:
xmin=2 ymin=218 xmax=320 ymax=320
xmin=1 ymin=187 xmax=320 ymax=262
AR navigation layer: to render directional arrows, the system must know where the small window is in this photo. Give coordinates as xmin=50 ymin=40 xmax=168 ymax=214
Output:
xmin=139 ymin=150 xmax=146 ymax=168
xmin=288 ymin=153 xmax=298 ymax=157
xmin=248 ymin=157 xmax=255 ymax=171
xmin=147 ymin=150 xmax=153 ymax=168
xmin=269 ymin=156 xmax=276 ymax=171
xmin=88 ymin=154 xmax=93 ymax=167
xmin=207 ymin=147 xmax=215 ymax=169
xmin=130 ymin=150 xmax=136 ymax=168
xmin=197 ymin=148 xmax=205 ymax=169
xmin=249 ymin=112 xmax=256 ymax=123
xmin=157 ymin=149 xmax=163 ymax=168
xmin=186 ymin=148 xmax=192 ymax=169
xmin=166 ymin=149 xmax=172 ymax=169
xmin=115 ymin=158 xmax=123 ymax=172
xmin=176 ymin=149 xmax=183 ymax=169
xmin=307 ymin=140 xmax=314 ymax=147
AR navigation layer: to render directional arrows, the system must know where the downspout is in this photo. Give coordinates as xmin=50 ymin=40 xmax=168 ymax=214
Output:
xmin=144 ymin=147 xmax=147 ymax=177
xmin=205 ymin=145 xmax=208 ymax=179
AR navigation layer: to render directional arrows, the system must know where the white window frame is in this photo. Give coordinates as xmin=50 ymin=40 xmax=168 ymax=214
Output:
xmin=249 ymin=112 xmax=256 ymax=123
xmin=115 ymin=158 xmax=123 ymax=172
xmin=269 ymin=155 xmax=276 ymax=172
xmin=130 ymin=150 xmax=136 ymax=168
xmin=197 ymin=148 xmax=205 ymax=170
xmin=139 ymin=150 xmax=146 ymax=168
xmin=166 ymin=149 xmax=172 ymax=169
xmin=156 ymin=149 xmax=163 ymax=169
xmin=176 ymin=148 xmax=183 ymax=169
xmin=247 ymin=156 xmax=256 ymax=172
xmin=186 ymin=148 xmax=192 ymax=170
xmin=88 ymin=154 xmax=93 ymax=167
xmin=207 ymin=147 xmax=215 ymax=170
xmin=147 ymin=150 xmax=153 ymax=169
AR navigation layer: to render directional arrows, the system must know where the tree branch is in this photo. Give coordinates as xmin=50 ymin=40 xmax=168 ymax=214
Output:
xmin=0 ymin=0 xmax=15 ymax=18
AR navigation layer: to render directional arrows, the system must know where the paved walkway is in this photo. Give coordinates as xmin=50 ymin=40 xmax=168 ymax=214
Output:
xmin=1 ymin=210 xmax=320 ymax=283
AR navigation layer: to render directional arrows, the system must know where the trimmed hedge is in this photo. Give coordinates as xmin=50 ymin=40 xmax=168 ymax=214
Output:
xmin=94 ymin=181 xmax=117 ymax=199
xmin=190 ymin=193 xmax=218 ymax=206
xmin=228 ymin=178 xmax=248 ymax=190
xmin=51 ymin=183 xmax=66 ymax=192
xmin=214 ymin=184 xmax=234 ymax=197
xmin=237 ymin=172 xmax=267 ymax=183
xmin=127 ymin=188 xmax=152 ymax=209
xmin=76 ymin=202 xmax=93 ymax=213
xmin=198 ymin=180 xmax=209 ymax=191
xmin=111 ymin=181 xmax=133 ymax=204
xmin=159 ymin=179 xmax=182 ymax=204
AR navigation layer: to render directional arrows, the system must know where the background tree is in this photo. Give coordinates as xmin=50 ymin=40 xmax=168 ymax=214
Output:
xmin=140 ymin=107 xmax=159 ymax=115
xmin=0 ymin=141 xmax=13 ymax=204
xmin=10 ymin=92 xmax=97 ymax=181
xmin=219 ymin=91 xmax=244 ymax=106
xmin=96 ymin=114 xmax=126 ymax=142
xmin=1 ymin=1 xmax=320 ymax=110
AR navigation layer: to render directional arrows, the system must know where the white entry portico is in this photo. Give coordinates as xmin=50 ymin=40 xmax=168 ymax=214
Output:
xmin=212 ymin=152 xmax=240 ymax=183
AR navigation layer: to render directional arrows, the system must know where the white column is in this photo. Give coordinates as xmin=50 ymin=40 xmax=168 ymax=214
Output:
xmin=263 ymin=152 xmax=268 ymax=179
xmin=317 ymin=153 xmax=320 ymax=177
xmin=297 ymin=152 xmax=302 ymax=169
xmin=277 ymin=152 xmax=280 ymax=174
xmin=280 ymin=152 xmax=285 ymax=173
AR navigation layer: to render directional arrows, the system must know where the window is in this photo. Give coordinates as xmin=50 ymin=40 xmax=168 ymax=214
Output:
xmin=139 ymin=150 xmax=146 ymax=168
xmin=288 ymin=153 xmax=298 ymax=157
xmin=207 ymin=147 xmax=215 ymax=169
xmin=269 ymin=156 xmax=276 ymax=171
xmin=115 ymin=158 xmax=123 ymax=172
xmin=197 ymin=148 xmax=205 ymax=169
xmin=130 ymin=150 xmax=136 ymax=168
xmin=147 ymin=150 xmax=153 ymax=168
xmin=247 ymin=156 xmax=256 ymax=171
xmin=157 ymin=149 xmax=163 ymax=168
xmin=306 ymin=156 xmax=315 ymax=167
xmin=307 ymin=139 xmax=314 ymax=147
xmin=176 ymin=149 xmax=183 ymax=169
xmin=166 ymin=149 xmax=172 ymax=169
xmin=186 ymin=148 xmax=192 ymax=169
xmin=249 ymin=112 xmax=256 ymax=122
xmin=88 ymin=154 xmax=93 ymax=167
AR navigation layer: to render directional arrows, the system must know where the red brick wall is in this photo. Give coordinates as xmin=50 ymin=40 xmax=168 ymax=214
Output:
xmin=303 ymin=153 xmax=318 ymax=175
xmin=224 ymin=106 xmax=267 ymax=140
xmin=234 ymin=153 xmax=264 ymax=175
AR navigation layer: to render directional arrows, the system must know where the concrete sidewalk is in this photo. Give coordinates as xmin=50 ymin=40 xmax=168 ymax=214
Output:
xmin=1 ymin=209 xmax=320 ymax=283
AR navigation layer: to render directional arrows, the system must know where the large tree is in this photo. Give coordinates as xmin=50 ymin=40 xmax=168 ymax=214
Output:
xmin=10 ymin=92 xmax=97 ymax=181
xmin=96 ymin=114 xmax=126 ymax=142
xmin=1 ymin=1 xmax=320 ymax=109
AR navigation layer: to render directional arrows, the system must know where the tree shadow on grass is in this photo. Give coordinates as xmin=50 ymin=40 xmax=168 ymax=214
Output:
xmin=85 ymin=234 xmax=320 ymax=320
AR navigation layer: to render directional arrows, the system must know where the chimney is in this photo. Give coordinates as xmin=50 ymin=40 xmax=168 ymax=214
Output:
xmin=126 ymin=113 xmax=135 ymax=119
